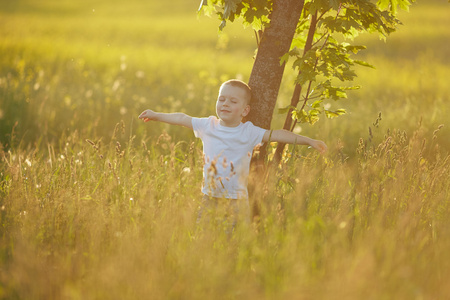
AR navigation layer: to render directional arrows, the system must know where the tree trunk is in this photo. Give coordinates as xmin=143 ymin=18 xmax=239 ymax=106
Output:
xmin=245 ymin=0 xmax=305 ymax=129
xmin=246 ymin=0 xmax=304 ymax=221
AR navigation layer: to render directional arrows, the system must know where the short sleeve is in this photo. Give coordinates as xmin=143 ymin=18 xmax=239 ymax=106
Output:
xmin=244 ymin=122 xmax=267 ymax=148
xmin=191 ymin=117 xmax=211 ymax=139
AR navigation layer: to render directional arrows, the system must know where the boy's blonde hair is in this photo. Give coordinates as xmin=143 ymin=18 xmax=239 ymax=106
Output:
xmin=220 ymin=79 xmax=252 ymax=105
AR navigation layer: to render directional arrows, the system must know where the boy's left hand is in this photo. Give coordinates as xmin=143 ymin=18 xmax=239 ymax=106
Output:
xmin=311 ymin=140 xmax=327 ymax=154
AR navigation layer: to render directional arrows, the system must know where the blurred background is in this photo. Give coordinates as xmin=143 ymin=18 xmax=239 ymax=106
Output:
xmin=1 ymin=0 xmax=449 ymax=155
xmin=1 ymin=2 xmax=449 ymax=299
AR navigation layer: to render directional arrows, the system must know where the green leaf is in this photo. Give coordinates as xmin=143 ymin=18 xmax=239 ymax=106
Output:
xmin=325 ymin=108 xmax=346 ymax=119
xmin=377 ymin=0 xmax=412 ymax=14
xmin=308 ymin=112 xmax=320 ymax=125
xmin=311 ymin=100 xmax=323 ymax=109
xmin=280 ymin=53 xmax=290 ymax=66
xmin=344 ymin=45 xmax=367 ymax=54
xmin=219 ymin=0 xmax=244 ymax=30
xmin=336 ymin=89 xmax=347 ymax=98
xmin=321 ymin=85 xmax=351 ymax=101
xmin=296 ymin=70 xmax=317 ymax=86
xmin=354 ymin=60 xmax=375 ymax=69
xmin=309 ymin=108 xmax=321 ymax=116
xmin=377 ymin=0 xmax=390 ymax=10
xmin=292 ymin=109 xmax=308 ymax=123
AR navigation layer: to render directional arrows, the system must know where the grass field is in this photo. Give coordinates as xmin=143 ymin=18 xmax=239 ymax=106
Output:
xmin=1 ymin=0 xmax=449 ymax=299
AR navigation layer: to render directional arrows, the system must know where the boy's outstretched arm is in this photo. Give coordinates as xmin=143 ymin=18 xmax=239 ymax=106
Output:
xmin=138 ymin=109 xmax=193 ymax=129
xmin=262 ymin=129 xmax=327 ymax=154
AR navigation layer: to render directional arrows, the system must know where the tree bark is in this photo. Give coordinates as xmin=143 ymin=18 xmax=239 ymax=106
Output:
xmin=245 ymin=0 xmax=304 ymax=221
xmin=245 ymin=0 xmax=305 ymax=129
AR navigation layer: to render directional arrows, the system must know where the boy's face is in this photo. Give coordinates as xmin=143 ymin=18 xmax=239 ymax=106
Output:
xmin=216 ymin=84 xmax=250 ymax=127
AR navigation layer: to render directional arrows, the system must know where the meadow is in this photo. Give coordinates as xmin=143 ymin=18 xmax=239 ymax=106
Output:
xmin=1 ymin=0 xmax=449 ymax=299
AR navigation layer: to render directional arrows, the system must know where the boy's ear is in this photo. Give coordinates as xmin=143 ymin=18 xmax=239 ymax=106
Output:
xmin=242 ymin=105 xmax=250 ymax=117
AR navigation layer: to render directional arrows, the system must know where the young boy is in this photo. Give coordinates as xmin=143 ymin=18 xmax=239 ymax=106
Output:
xmin=139 ymin=79 xmax=327 ymax=223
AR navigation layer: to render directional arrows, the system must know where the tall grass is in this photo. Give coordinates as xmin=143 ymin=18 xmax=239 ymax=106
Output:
xmin=1 ymin=0 xmax=449 ymax=299
xmin=1 ymin=118 xmax=449 ymax=299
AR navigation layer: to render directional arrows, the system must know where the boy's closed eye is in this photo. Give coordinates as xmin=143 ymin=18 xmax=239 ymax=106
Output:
xmin=219 ymin=97 xmax=238 ymax=103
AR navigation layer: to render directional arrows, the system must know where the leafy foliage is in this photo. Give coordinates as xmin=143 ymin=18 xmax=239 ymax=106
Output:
xmin=199 ymin=0 xmax=272 ymax=31
xmin=199 ymin=0 xmax=414 ymax=126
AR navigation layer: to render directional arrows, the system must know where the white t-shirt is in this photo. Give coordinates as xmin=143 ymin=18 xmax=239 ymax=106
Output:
xmin=192 ymin=116 xmax=267 ymax=199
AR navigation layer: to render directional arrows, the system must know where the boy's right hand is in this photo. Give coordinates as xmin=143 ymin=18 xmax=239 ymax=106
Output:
xmin=139 ymin=109 xmax=157 ymax=122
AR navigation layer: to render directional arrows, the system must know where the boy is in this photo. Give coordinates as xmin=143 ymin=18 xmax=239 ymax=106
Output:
xmin=139 ymin=79 xmax=327 ymax=223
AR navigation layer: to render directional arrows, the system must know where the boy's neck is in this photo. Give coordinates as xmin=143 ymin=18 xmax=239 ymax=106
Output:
xmin=219 ymin=119 xmax=242 ymax=127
